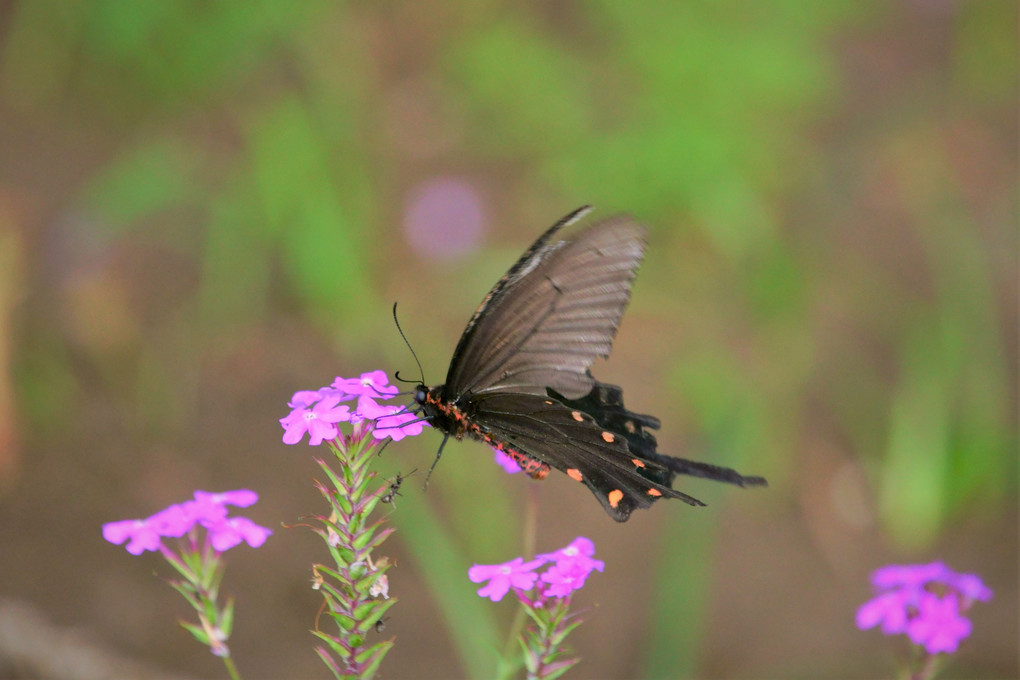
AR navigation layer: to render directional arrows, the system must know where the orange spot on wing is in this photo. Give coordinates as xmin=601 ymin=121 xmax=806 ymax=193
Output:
xmin=631 ymin=458 xmax=645 ymax=468
xmin=608 ymin=489 xmax=624 ymax=509
xmin=566 ymin=468 xmax=583 ymax=482
xmin=571 ymin=411 xmax=584 ymax=422
xmin=647 ymin=488 xmax=663 ymax=497
xmin=602 ymin=431 xmax=615 ymax=443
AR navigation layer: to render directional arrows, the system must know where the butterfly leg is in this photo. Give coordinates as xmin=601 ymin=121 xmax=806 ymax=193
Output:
xmin=423 ymin=433 xmax=450 ymax=488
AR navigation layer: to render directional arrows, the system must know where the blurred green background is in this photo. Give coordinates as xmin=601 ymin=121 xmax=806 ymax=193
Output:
xmin=0 ymin=1 xmax=1015 ymax=678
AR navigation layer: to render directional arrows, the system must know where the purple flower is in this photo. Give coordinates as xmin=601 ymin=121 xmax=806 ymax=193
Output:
xmin=194 ymin=489 xmax=258 ymax=509
xmin=289 ymin=388 xmax=333 ymax=408
xmin=283 ymin=371 xmax=428 ymax=444
xmin=204 ymin=516 xmax=273 ymax=552
xmin=403 ymin=177 xmax=485 ymax=261
xmin=371 ymin=408 xmax=426 ymax=441
xmin=332 ymin=370 xmax=399 ymax=399
xmin=871 ymin=561 xmax=950 ymax=590
xmin=945 ymin=572 xmax=993 ymax=603
xmin=493 ymin=449 xmax=522 ymax=474
xmin=540 ymin=561 xmax=598 ymax=598
xmin=103 ymin=501 xmax=200 ymax=553
xmin=468 ymin=557 xmax=545 ymax=602
xmin=103 ymin=517 xmax=165 ymax=555
xmin=280 ymin=394 xmax=351 ymax=445
xmin=534 ymin=537 xmax=604 ymax=598
xmin=184 ymin=489 xmax=259 ymax=526
xmin=146 ymin=503 xmax=197 ymax=538
xmin=537 ymin=536 xmax=605 ymax=575
xmin=469 ymin=537 xmax=604 ymax=604
xmin=350 ymin=395 xmax=394 ymax=422
xmin=856 ymin=590 xmax=911 ymax=634
xmin=857 ymin=561 xmax=992 ymax=656
xmin=105 ymin=490 xmax=271 ymax=555
xmin=907 ymin=592 xmax=972 ymax=654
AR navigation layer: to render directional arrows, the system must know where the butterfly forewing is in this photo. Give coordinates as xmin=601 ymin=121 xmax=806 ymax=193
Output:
xmin=443 ymin=214 xmax=646 ymax=401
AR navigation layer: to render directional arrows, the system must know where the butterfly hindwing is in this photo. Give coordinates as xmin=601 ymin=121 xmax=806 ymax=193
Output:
xmin=469 ymin=392 xmax=704 ymax=522
xmin=548 ymin=378 xmax=661 ymax=461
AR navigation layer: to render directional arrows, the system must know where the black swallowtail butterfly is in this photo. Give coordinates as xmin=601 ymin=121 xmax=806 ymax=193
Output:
xmin=413 ymin=206 xmax=766 ymax=521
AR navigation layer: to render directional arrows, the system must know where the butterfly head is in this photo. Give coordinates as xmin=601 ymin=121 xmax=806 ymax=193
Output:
xmin=413 ymin=384 xmax=446 ymax=417
xmin=413 ymin=385 xmax=430 ymax=407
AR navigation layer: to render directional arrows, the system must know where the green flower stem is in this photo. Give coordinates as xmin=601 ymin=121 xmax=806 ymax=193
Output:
xmin=521 ymin=597 xmax=581 ymax=680
xmin=160 ymin=537 xmax=240 ymax=680
xmin=309 ymin=427 xmax=398 ymax=680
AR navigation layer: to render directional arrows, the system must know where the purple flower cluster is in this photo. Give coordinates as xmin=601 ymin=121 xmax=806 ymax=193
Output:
xmin=280 ymin=370 xmax=426 ymax=445
xmin=103 ymin=489 xmax=272 ymax=555
xmin=468 ymin=537 xmax=605 ymax=603
xmin=856 ymin=561 xmax=992 ymax=655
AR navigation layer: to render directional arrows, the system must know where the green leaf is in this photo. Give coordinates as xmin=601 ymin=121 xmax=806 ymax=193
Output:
xmin=356 ymin=598 xmax=398 ymax=634
xmin=540 ymin=657 xmax=581 ymax=680
xmin=355 ymin=639 xmax=395 ymax=680
xmin=352 ymin=526 xmax=379 ymax=551
xmin=314 ymin=646 xmax=344 ymax=680
xmin=179 ymin=620 xmax=209 ymax=645
xmin=551 ymin=619 xmax=583 ymax=647
xmin=219 ymin=598 xmax=235 ymax=637
xmin=357 ymin=525 xmax=396 ymax=554
xmin=312 ymin=631 xmax=350 ymax=661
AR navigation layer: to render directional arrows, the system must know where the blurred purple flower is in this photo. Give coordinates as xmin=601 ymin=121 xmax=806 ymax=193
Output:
xmin=184 ymin=489 xmax=260 ymax=527
xmin=103 ymin=517 xmax=165 ymax=555
xmin=944 ymin=571 xmax=994 ymax=603
xmin=205 ymin=516 xmax=273 ymax=552
xmin=404 ymin=178 xmax=485 ymax=260
xmin=195 ymin=489 xmax=258 ymax=509
xmin=907 ymin=592 xmax=972 ymax=654
xmin=856 ymin=590 xmax=911 ymax=634
xmin=493 ymin=449 xmax=522 ymax=474
xmin=105 ymin=491 xmax=271 ymax=556
xmin=468 ymin=557 xmax=545 ymax=602
xmin=871 ymin=561 xmax=949 ymax=590
xmin=856 ymin=561 xmax=992 ymax=656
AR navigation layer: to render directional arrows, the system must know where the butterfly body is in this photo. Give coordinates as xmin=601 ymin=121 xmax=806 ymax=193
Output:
xmin=412 ymin=206 xmax=766 ymax=521
xmin=416 ymin=385 xmax=553 ymax=479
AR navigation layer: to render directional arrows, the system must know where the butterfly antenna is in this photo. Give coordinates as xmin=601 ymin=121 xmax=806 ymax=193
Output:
xmin=392 ymin=302 xmax=426 ymax=385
